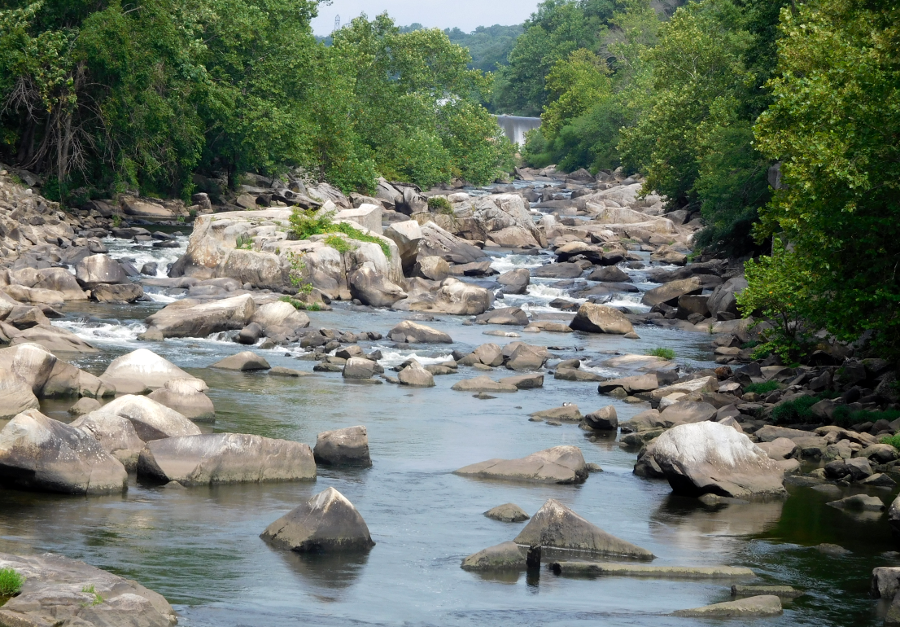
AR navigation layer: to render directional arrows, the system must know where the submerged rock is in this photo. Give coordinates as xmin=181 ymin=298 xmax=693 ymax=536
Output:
xmin=261 ymin=487 xmax=375 ymax=553
xmin=826 ymin=494 xmax=884 ymax=511
xmin=314 ymin=426 xmax=372 ymax=467
xmin=0 ymin=410 xmax=127 ymax=495
xmin=515 ymin=499 xmax=654 ymax=559
xmin=454 ymin=446 xmax=588 ymax=484
xmin=673 ymin=595 xmax=782 ymax=618
xmin=461 ymin=541 xmax=527 ymax=571
xmin=137 ymin=433 xmax=316 ymax=486
xmin=484 ymin=503 xmax=530 ymax=523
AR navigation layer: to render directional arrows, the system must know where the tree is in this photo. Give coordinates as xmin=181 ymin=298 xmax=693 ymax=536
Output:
xmin=751 ymin=0 xmax=900 ymax=359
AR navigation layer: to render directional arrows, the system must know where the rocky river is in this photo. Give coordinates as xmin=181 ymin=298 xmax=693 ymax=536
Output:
xmin=1 ymin=166 xmax=899 ymax=626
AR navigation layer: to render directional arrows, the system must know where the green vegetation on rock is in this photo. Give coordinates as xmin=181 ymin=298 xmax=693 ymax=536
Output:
xmin=288 ymin=209 xmax=391 ymax=258
xmin=646 ymin=347 xmax=675 ymax=360
xmin=0 ymin=567 xmax=24 ymax=597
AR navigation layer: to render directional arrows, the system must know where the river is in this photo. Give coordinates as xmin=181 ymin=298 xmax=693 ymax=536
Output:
xmin=0 ymin=186 xmax=897 ymax=625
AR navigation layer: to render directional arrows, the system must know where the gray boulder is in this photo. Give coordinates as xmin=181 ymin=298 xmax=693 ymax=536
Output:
xmin=250 ymin=300 xmax=311 ymax=332
xmin=70 ymin=411 xmax=145 ymax=471
xmin=826 ymin=494 xmax=884 ymax=511
xmin=101 ymin=348 xmax=203 ymax=392
xmin=569 ymin=303 xmax=634 ymax=335
xmin=641 ymin=277 xmax=702 ymax=307
xmin=597 ymin=373 xmax=658 ymax=395
xmin=74 ymin=254 xmax=127 ymax=289
xmin=137 ymin=433 xmax=316 ymax=486
xmin=145 ymin=294 xmax=256 ymax=338
xmin=314 ymin=426 xmax=372 ymax=467
xmin=388 ymin=320 xmax=452 ymax=343
xmin=90 ymin=394 xmax=202 ymax=441
xmin=530 ymin=404 xmax=582 ymax=422
xmin=211 ymin=351 xmax=271 ymax=371
xmin=349 ymin=262 xmax=407 ymax=307
xmin=147 ymin=378 xmax=216 ymax=422
xmin=497 ymin=268 xmax=530 ymax=294
xmin=261 ymin=487 xmax=375 ymax=552
xmin=0 ymin=410 xmax=127 ymax=494
xmin=582 ymin=406 xmax=618 ymax=430
xmin=398 ymin=360 xmax=435 ymax=387
xmin=484 ymin=503 xmax=530 ymax=523
xmin=499 ymin=373 xmax=544 ymax=389
xmin=0 ymin=368 xmax=39 ymax=419
xmin=451 ymin=376 xmax=518 ymax=393
xmin=91 ymin=282 xmax=144 ymax=303
xmin=342 ymin=357 xmax=379 ymax=379
xmin=657 ymin=401 xmax=718 ymax=426
xmin=514 ymin=499 xmax=654 ymax=559
xmin=454 ymin=446 xmax=587 ymax=484
xmin=461 ymin=541 xmax=526 ymax=571
xmin=708 ymin=276 xmax=749 ymax=318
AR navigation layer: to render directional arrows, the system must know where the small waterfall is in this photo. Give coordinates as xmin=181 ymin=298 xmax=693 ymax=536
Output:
xmin=495 ymin=115 xmax=541 ymax=146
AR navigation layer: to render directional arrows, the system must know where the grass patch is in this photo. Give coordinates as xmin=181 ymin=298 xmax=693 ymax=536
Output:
xmin=323 ymin=234 xmax=352 ymax=254
xmin=427 ymin=196 xmax=452 ymax=212
xmin=881 ymin=434 xmax=900 ymax=450
xmin=279 ymin=295 xmax=321 ymax=312
xmin=0 ymin=568 xmax=24 ymax=597
xmin=771 ymin=395 xmax=822 ymax=424
xmin=289 ymin=208 xmax=391 ymax=258
xmin=833 ymin=406 xmax=900 ymax=429
xmin=740 ymin=340 xmax=760 ymax=350
xmin=81 ymin=585 xmax=103 ymax=606
xmin=646 ymin=347 xmax=675 ymax=360
xmin=235 ymin=233 xmax=254 ymax=250
xmin=744 ymin=381 xmax=781 ymax=395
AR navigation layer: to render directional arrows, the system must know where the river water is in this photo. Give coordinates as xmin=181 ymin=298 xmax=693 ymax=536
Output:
xmin=1 ymin=222 xmax=898 ymax=625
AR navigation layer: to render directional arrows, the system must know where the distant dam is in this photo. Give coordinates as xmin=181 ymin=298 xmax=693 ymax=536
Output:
xmin=495 ymin=115 xmax=541 ymax=146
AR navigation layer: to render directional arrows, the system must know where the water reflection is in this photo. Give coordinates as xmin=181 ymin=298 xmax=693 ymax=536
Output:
xmin=274 ymin=549 xmax=371 ymax=595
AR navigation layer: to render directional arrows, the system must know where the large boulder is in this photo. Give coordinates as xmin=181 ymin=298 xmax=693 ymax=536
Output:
xmin=74 ymin=254 xmax=128 ymax=289
xmin=383 ymin=220 xmax=423 ymax=271
xmin=349 ymin=262 xmax=407 ymax=307
xmin=313 ymin=426 xmax=372 ymax=467
xmin=657 ymin=401 xmax=718 ymax=426
xmin=569 ymin=303 xmax=635 ymax=335
xmin=0 ymin=343 xmax=57 ymax=395
xmin=454 ymin=446 xmax=588 ymax=484
xmin=211 ymin=351 xmax=271 ymax=371
xmin=514 ymin=499 xmax=654 ymax=559
xmin=91 ymin=283 xmax=144 ymax=304
xmin=461 ymin=541 xmax=527 ymax=571
xmin=0 ymin=370 xmax=40 ymax=419
xmin=7 ymin=324 xmax=99 ymax=354
xmin=100 ymin=348 xmax=203 ymax=392
xmin=342 ymin=357 xmax=380 ymax=379
xmin=644 ymin=422 xmax=786 ymax=498
xmin=398 ymin=360 xmax=436 ymax=387
xmin=261 ymin=487 xmax=375 ymax=552
xmin=452 ymin=194 xmax=546 ymax=249
xmin=0 ymin=552 xmax=177 ymax=627
xmin=90 ymin=395 xmax=202 ymax=441
xmin=451 ymin=376 xmax=518 ymax=393
xmin=0 ymin=410 xmax=127 ymax=494
xmin=147 ymin=378 xmax=215 ymax=422
xmin=250 ymin=301 xmax=311 ymax=332
xmin=405 ymin=277 xmax=493 ymax=315
xmin=641 ymin=277 xmax=703 ymax=307
xmin=7 ymin=267 xmax=88 ymax=301
xmin=145 ymin=294 xmax=257 ymax=338
xmin=137 ymin=433 xmax=316 ymax=485
xmin=70 ymin=412 xmax=145 ymax=470
xmin=708 ymin=276 xmax=749 ymax=318
xmin=417 ymin=221 xmax=486 ymax=265
xmin=388 ymin=320 xmax=452 ymax=344
xmin=597 ymin=373 xmax=658 ymax=395
xmin=497 ymin=268 xmax=530 ymax=294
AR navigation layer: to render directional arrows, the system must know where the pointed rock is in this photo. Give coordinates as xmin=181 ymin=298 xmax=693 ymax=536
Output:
xmin=261 ymin=487 xmax=375 ymax=552
xmin=514 ymin=499 xmax=654 ymax=559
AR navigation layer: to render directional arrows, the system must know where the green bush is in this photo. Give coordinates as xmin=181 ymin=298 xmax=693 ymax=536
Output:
xmin=323 ymin=234 xmax=352 ymax=254
xmin=771 ymin=395 xmax=821 ymax=424
xmin=278 ymin=296 xmax=322 ymax=312
xmin=427 ymin=196 xmax=452 ymax=212
xmin=288 ymin=209 xmax=391 ymax=258
xmin=646 ymin=347 xmax=675 ymax=360
xmin=743 ymin=381 xmax=781 ymax=395
xmin=0 ymin=568 xmax=24 ymax=597
xmin=881 ymin=434 xmax=900 ymax=450
xmin=833 ymin=407 xmax=900 ymax=429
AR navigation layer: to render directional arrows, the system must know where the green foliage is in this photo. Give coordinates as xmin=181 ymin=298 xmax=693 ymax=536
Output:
xmin=235 ymin=233 xmax=253 ymax=250
xmin=0 ymin=568 xmax=24 ymax=597
xmin=646 ymin=347 xmax=675 ymax=360
xmin=279 ymin=295 xmax=320 ymax=311
xmin=752 ymin=0 xmax=900 ymax=361
xmin=284 ymin=251 xmax=313 ymax=295
xmin=80 ymin=585 xmax=103 ymax=606
xmin=427 ymin=196 xmax=452 ymax=212
xmin=771 ymin=395 xmax=821 ymax=425
xmin=880 ymin=433 xmax=900 ymax=451
xmin=444 ymin=24 xmax=525 ymax=73
xmin=835 ymin=407 xmax=900 ymax=429
xmin=288 ymin=208 xmax=391 ymax=258
xmin=743 ymin=381 xmax=780 ymax=395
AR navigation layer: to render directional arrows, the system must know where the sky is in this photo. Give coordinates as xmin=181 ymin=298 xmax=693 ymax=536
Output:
xmin=311 ymin=0 xmax=538 ymax=36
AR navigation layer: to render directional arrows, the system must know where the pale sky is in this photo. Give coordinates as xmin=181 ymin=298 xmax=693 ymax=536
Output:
xmin=311 ymin=0 xmax=538 ymax=35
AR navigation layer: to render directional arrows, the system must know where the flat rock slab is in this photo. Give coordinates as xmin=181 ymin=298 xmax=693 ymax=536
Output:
xmin=515 ymin=499 xmax=653 ymax=559
xmin=454 ymin=446 xmax=587 ymax=484
xmin=451 ymin=376 xmax=518 ymax=393
xmin=484 ymin=503 xmax=530 ymax=522
xmin=673 ymin=594 xmax=783 ymax=618
xmin=137 ymin=433 xmax=316 ymax=485
xmin=0 ymin=552 xmax=176 ymax=627
xmin=732 ymin=584 xmax=804 ymax=599
xmin=551 ymin=562 xmax=755 ymax=578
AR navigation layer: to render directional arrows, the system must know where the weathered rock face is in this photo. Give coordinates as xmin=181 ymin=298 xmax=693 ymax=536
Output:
xmin=514 ymin=499 xmax=654 ymax=559
xmin=404 ymin=277 xmax=493 ymax=315
xmin=398 ymin=360 xmax=435 ymax=387
xmin=90 ymin=395 xmax=202 ymax=441
xmin=0 ymin=342 xmax=57 ymax=395
xmin=569 ymin=303 xmax=635 ymax=335
xmin=645 ymin=422 xmax=786 ymax=498
xmin=450 ymin=194 xmax=546 ymax=249
xmin=0 ymin=368 xmax=40 ymax=419
xmin=7 ymin=268 xmax=88 ymax=301
xmin=313 ymin=426 xmax=372 ymax=467
xmin=261 ymin=487 xmax=375 ymax=552
xmin=349 ymin=261 xmax=408 ymax=307
xmin=641 ymin=277 xmax=703 ymax=307
xmin=454 ymin=446 xmax=588 ymax=484
xmin=461 ymin=541 xmax=527 ymax=571
xmin=383 ymin=220 xmax=423 ymax=271
xmin=137 ymin=433 xmax=316 ymax=486
xmin=0 ymin=410 xmax=128 ymax=495
xmin=387 ymin=320 xmax=452 ymax=344
xmin=147 ymin=378 xmax=216 ymax=422
xmin=70 ymin=412 xmax=145 ymax=470
xmin=100 ymin=348 xmax=203 ymax=391
xmin=416 ymin=221 xmax=486 ymax=265
xmin=74 ymin=254 xmax=128 ymax=289
xmin=250 ymin=301 xmax=311 ymax=333
xmin=211 ymin=351 xmax=271 ymax=371
xmin=0 ymin=552 xmax=177 ymax=627
xmin=145 ymin=294 xmax=257 ymax=338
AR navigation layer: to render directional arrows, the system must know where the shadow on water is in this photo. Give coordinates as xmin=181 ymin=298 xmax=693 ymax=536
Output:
xmin=273 ymin=549 xmax=371 ymax=597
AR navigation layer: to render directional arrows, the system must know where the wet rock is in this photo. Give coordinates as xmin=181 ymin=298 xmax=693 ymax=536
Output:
xmin=484 ymin=503 xmax=530 ymax=522
xmin=569 ymin=303 xmax=634 ymax=335
xmin=211 ymin=351 xmax=271 ymax=371
xmin=137 ymin=433 xmax=316 ymax=485
xmin=461 ymin=541 xmax=526 ymax=571
xmin=398 ymin=360 xmax=435 ymax=387
xmin=0 ymin=409 xmax=127 ymax=494
xmin=70 ymin=412 xmax=145 ymax=470
xmin=582 ymin=406 xmax=618 ymax=431
xmin=145 ymin=293 xmax=256 ymax=338
xmin=861 ymin=473 xmax=897 ymax=488
xmin=514 ymin=499 xmax=653 ymax=558
xmin=269 ymin=366 xmax=308 ymax=377
xmin=451 ymin=376 xmax=518 ymax=393
xmin=236 ymin=322 xmax=264 ymax=345
xmin=74 ymin=254 xmax=128 ymax=289
xmin=314 ymin=426 xmax=371 ymax=467
xmin=644 ymin=422 xmax=786 ymax=498
xmin=388 ymin=320 xmax=452 ymax=343
xmin=552 ymin=562 xmax=754 ymax=578
xmin=826 ymin=494 xmax=884 ymax=511
xmin=67 ymin=397 xmax=101 ymax=417
xmin=147 ymin=378 xmax=216 ymax=422
xmin=732 ymin=584 xmax=804 ymax=599
xmin=505 ymin=344 xmax=548 ymax=371
xmin=530 ymin=404 xmax=582 ymax=422
xmin=497 ymin=268 xmax=530 ymax=294
xmin=454 ymin=446 xmax=587 ymax=484
xmin=90 ymin=394 xmax=202 ymax=441
xmin=0 ymin=552 xmax=177 ymax=627
xmin=141 ymin=262 xmax=158 ymax=276
xmin=673 ymin=595 xmax=782 ymax=618
xmin=261 ymin=487 xmax=375 ymax=552
xmin=342 ymin=357 xmax=380 ymax=379
xmin=92 ymin=282 xmax=144 ymax=303
xmin=499 ymin=373 xmax=544 ymax=389
xmin=598 ymin=373 xmax=658 ymax=395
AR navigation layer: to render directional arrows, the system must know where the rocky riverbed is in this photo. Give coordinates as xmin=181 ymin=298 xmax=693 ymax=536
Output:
xmin=1 ymin=165 xmax=899 ymax=626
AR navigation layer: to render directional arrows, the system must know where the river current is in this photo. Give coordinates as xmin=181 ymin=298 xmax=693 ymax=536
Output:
xmin=1 ymin=221 xmax=897 ymax=626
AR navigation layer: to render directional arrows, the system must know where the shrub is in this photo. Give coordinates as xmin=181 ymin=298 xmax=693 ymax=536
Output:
xmin=427 ymin=196 xmax=452 ymax=212
xmin=288 ymin=208 xmax=391 ymax=258
xmin=646 ymin=347 xmax=675 ymax=360
xmin=0 ymin=568 xmax=24 ymax=597
xmin=771 ymin=395 xmax=821 ymax=424
xmin=833 ymin=407 xmax=900 ymax=429
xmin=743 ymin=381 xmax=781 ymax=395
xmin=881 ymin=434 xmax=900 ymax=450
